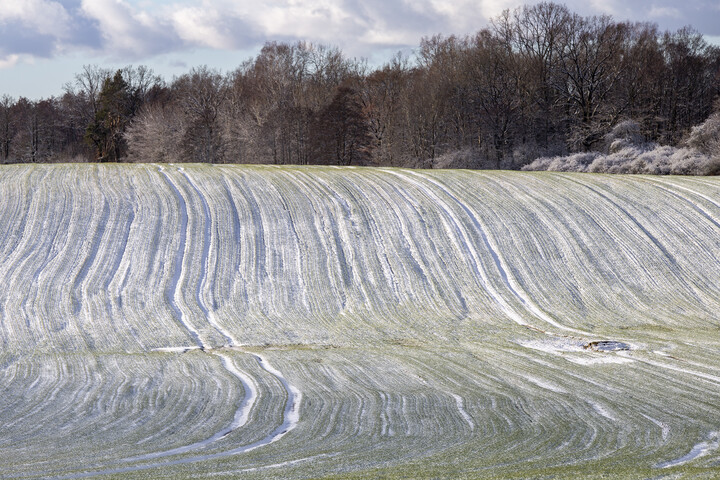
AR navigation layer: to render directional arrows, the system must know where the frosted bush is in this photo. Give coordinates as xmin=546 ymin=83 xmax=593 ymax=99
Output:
xmin=605 ymin=120 xmax=645 ymax=153
xmin=685 ymin=112 xmax=720 ymax=159
xmin=522 ymin=152 xmax=600 ymax=172
xmin=524 ymin=117 xmax=720 ymax=175
xmin=433 ymin=148 xmax=482 ymax=169
xmin=524 ymin=144 xmax=717 ymax=175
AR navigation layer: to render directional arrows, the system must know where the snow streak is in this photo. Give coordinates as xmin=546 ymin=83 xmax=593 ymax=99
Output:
xmin=1 ymin=165 xmax=720 ymax=478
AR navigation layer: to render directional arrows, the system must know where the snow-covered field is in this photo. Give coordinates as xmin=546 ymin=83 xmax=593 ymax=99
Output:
xmin=1 ymin=164 xmax=720 ymax=478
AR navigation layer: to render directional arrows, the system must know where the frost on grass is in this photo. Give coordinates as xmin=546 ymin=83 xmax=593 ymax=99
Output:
xmin=1 ymin=165 xmax=720 ymax=478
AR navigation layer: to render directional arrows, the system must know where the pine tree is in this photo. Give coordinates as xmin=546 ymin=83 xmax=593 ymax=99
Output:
xmin=85 ymin=70 xmax=135 ymax=162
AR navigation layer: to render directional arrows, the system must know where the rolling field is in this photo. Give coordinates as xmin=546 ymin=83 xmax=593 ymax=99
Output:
xmin=1 ymin=164 xmax=720 ymax=478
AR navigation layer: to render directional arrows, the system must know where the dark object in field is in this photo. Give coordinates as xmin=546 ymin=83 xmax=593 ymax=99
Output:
xmin=584 ymin=341 xmax=630 ymax=352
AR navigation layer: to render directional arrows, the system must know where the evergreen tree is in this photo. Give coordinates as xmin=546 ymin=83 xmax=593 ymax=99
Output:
xmin=85 ymin=70 xmax=135 ymax=162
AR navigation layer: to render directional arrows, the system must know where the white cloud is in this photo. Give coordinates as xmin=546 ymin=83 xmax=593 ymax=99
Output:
xmin=706 ymin=35 xmax=720 ymax=46
xmin=80 ymin=0 xmax=175 ymax=57
xmin=171 ymin=5 xmax=236 ymax=49
xmin=1 ymin=0 xmax=719 ymax=70
xmin=0 ymin=54 xmax=21 ymax=69
xmin=0 ymin=0 xmax=73 ymax=38
xmin=649 ymin=6 xmax=682 ymax=18
xmin=576 ymin=0 xmax=635 ymax=19
xmin=477 ymin=0 xmax=521 ymax=19
xmin=237 ymin=0 xmax=355 ymax=41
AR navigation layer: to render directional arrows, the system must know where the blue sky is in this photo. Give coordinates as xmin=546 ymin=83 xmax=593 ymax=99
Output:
xmin=1 ymin=0 xmax=719 ymax=99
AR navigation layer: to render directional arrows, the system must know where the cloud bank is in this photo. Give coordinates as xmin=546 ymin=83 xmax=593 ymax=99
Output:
xmin=1 ymin=0 xmax=718 ymax=69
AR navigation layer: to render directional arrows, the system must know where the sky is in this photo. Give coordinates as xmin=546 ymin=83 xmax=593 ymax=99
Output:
xmin=1 ymin=0 xmax=720 ymax=99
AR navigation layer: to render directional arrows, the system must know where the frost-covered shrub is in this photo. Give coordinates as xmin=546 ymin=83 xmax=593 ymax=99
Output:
xmin=522 ymin=152 xmax=600 ymax=172
xmin=524 ymin=144 xmax=717 ymax=175
xmin=432 ymin=148 xmax=510 ymax=169
xmin=604 ymin=120 xmax=645 ymax=153
xmin=523 ymin=117 xmax=720 ymax=175
xmin=685 ymin=112 xmax=720 ymax=159
xmin=125 ymin=105 xmax=185 ymax=163
xmin=432 ymin=148 xmax=481 ymax=169
xmin=593 ymin=145 xmax=712 ymax=174
xmin=512 ymin=142 xmax=565 ymax=168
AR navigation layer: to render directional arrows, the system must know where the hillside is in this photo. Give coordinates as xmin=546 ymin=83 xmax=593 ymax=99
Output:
xmin=1 ymin=164 xmax=720 ymax=478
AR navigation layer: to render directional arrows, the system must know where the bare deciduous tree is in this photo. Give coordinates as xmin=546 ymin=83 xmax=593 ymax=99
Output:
xmin=4 ymin=3 xmax=720 ymax=169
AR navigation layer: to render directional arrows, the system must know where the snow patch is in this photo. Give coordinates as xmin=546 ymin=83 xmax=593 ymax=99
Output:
xmin=152 ymin=346 xmax=202 ymax=353
xmin=657 ymin=432 xmax=720 ymax=468
xmin=451 ymin=393 xmax=475 ymax=430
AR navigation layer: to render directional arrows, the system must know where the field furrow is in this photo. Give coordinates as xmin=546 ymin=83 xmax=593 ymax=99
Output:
xmin=1 ymin=165 xmax=720 ymax=478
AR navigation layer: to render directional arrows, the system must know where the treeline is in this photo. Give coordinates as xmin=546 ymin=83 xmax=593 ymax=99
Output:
xmin=1 ymin=2 xmax=719 ymax=168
